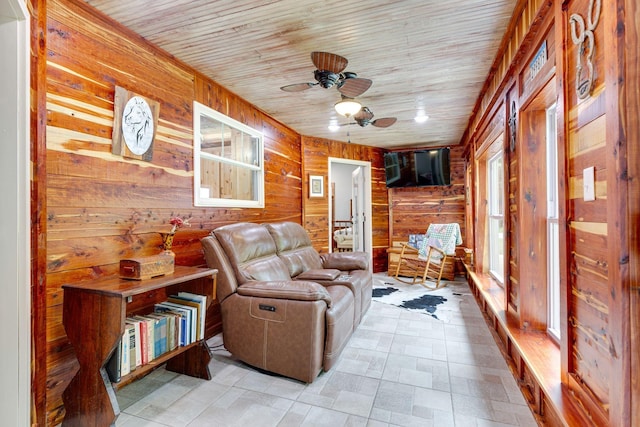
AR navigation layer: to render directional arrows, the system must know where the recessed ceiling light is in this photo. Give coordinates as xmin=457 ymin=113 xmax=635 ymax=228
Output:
xmin=414 ymin=111 xmax=429 ymax=123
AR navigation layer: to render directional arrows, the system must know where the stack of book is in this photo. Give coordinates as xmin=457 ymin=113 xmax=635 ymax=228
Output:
xmin=106 ymin=291 xmax=207 ymax=383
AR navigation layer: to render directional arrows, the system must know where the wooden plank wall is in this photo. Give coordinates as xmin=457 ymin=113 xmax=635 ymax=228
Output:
xmin=459 ymin=0 xmax=637 ymax=425
xmin=301 ymin=136 xmax=389 ymax=273
xmin=563 ymin=0 xmax=611 ymax=423
xmin=41 ymin=0 xmax=403 ymax=423
xmin=467 ymin=0 xmax=545 ymax=139
xmin=388 ymin=145 xmax=466 ymax=246
xmin=624 ymin=1 xmax=640 ymax=425
xmin=506 ymin=85 xmax=520 ymax=317
xmin=30 ymin=0 xmax=49 ymax=424
xmin=43 ymin=0 xmax=305 ymax=424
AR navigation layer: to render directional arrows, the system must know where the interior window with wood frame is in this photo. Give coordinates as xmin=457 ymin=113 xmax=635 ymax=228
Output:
xmin=193 ymin=102 xmax=264 ymax=208
xmin=517 ymin=76 xmax=562 ymax=336
xmin=546 ymin=103 xmax=560 ymax=340
xmin=475 ymin=134 xmax=506 ymax=288
xmin=488 ymin=150 xmax=505 ymax=283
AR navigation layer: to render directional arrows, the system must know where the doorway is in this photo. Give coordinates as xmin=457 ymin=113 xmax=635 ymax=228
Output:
xmin=1 ymin=0 xmax=31 ymax=424
xmin=328 ymin=158 xmax=373 ymax=266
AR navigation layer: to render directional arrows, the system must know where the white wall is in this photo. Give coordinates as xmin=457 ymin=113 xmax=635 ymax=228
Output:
xmin=331 ymin=163 xmax=358 ymax=221
xmin=0 ymin=0 xmax=31 ymax=425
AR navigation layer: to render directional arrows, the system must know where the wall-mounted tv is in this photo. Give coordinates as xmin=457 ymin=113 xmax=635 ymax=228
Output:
xmin=384 ymin=148 xmax=450 ymax=187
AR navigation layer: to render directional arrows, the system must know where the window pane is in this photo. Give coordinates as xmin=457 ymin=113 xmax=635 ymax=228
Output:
xmin=490 ymin=155 xmax=504 ymax=214
xmin=489 ymin=217 xmax=504 ymax=282
xmin=488 ymin=151 xmax=504 ymax=284
xmin=200 ymin=114 xmax=225 ymax=156
xmin=200 ymin=157 xmax=258 ymax=201
xmin=194 ymin=102 xmax=264 ymax=207
xmin=546 ymin=103 xmax=560 ymax=339
xmin=548 ymin=220 xmax=560 ymax=339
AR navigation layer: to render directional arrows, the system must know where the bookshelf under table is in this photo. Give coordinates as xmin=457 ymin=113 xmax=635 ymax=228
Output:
xmin=61 ymin=265 xmax=218 ymax=427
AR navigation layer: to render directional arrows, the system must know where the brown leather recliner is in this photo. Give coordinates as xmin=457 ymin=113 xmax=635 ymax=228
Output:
xmin=201 ymin=222 xmax=370 ymax=383
xmin=263 ymin=221 xmax=372 ymax=328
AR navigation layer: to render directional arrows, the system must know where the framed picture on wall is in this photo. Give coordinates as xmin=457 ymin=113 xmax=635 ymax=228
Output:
xmin=111 ymin=86 xmax=160 ymax=161
xmin=309 ymin=175 xmax=324 ymax=198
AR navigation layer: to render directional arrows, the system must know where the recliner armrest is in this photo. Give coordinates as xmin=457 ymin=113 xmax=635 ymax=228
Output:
xmin=296 ymin=269 xmax=341 ymax=281
xmin=237 ymin=280 xmax=332 ymax=307
xmin=320 ymin=252 xmax=369 ymax=271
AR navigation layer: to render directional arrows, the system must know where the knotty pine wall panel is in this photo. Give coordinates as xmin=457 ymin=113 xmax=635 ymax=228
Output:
xmin=563 ymin=0 xmax=610 ymax=420
xmin=44 ymin=0 xmax=302 ymax=424
xmin=301 ymin=136 xmax=389 ymax=273
xmin=508 ymin=148 xmax=519 ymax=315
xmin=388 ymin=145 xmax=466 ymax=245
xmin=626 ymin=0 xmax=640 ymax=422
xmin=457 ymin=0 xmax=636 ymax=424
xmin=517 ymin=107 xmax=548 ymax=330
xmin=470 ymin=0 xmax=547 ymax=138
xmin=566 ymin=0 xmax=613 ymax=418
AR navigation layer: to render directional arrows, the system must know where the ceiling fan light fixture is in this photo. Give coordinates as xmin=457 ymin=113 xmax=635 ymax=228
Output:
xmin=335 ymin=98 xmax=362 ymax=117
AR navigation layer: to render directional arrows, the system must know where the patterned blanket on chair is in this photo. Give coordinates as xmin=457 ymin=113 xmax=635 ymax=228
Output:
xmin=418 ymin=223 xmax=462 ymax=259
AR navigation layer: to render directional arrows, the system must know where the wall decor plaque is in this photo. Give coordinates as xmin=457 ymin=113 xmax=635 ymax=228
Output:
xmin=569 ymin=0 xmax=601 ymax=99
xmin=112 ymin=86 xmax=160 ymax=161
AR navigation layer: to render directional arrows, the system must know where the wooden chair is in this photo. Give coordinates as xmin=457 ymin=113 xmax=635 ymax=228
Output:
xmin=393 ymin=242 xmax=449 ymax=289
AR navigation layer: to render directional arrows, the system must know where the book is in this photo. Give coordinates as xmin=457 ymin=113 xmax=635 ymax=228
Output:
xmin=144 ymin=315 xmax=160 ymax=360
xmin=169 ymin=301 xmax=195 ymax=344
xmin=167 ymin=296 xmax=201 ymax=341
xmin=156 ymin=301 xmax=194 ymax=344
xmin=176 ymin=292 xmax=207 ymax=340
xmin=125 ymin=323 xmax=137 ymax=373
xmin=105 ymin=338 xmax=122 ymax=383
xmin=154 ymin=305 xmax=182 ymax=347
xmin=162 ymin=311 xmax=178 ymax=351
xmin=146 ymin=313 xmax=168 ymax=357
xmin=120 ymin=327 xmax=130 ymax=377
xmin=131 ymin=315 xmax=154 ymax=363
xmin=126 ymin=317 xmax=143 ymax=368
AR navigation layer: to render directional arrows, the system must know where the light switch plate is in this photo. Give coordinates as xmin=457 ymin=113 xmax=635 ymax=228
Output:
xmin=583 ymin=166 xmax=595 ymax=201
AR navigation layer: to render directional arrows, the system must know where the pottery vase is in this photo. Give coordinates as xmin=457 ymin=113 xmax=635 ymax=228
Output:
xmin=160 ymin=232 xmax=176 ymax=252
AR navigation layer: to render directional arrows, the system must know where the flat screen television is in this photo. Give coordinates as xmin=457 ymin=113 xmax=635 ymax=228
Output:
xmin=384 ymin=148 xmax=450 ymax=187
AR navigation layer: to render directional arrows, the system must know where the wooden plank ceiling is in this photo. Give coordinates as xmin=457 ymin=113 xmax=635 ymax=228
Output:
xmin=83 ymin=0 xmax=516 ymax=149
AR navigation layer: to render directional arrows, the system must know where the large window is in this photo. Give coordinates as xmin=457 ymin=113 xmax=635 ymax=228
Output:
xmin=546 ymin=104 xmax=560 ymax=340
xmin=193 ymin=102 xmax=264 ymax=208
xmin=488 ymin=151 xmax=505 ymax=283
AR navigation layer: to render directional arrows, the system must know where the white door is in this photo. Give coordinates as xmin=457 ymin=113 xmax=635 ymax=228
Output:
xmin=0 ymin=0 xmax=31 ymax=424
xmin=351 ymin=167 xmax=365 ymax=251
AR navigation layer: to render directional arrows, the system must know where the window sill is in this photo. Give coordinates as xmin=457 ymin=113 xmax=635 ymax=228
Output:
xmin=465 ymin=267 xmax=593 ymax=426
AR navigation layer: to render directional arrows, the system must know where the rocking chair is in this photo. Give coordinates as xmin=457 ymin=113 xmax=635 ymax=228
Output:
xmin=393 ymin=223 xmax=462 ymax=288
xmin=394 ymin=243 xmax=449 ymax=289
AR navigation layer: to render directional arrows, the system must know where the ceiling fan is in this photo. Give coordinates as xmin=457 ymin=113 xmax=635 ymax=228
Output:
xmin=342 ymin=106 xmax=397 ymax=128
xmin=280 ymin=51 xmax=373 ymax=98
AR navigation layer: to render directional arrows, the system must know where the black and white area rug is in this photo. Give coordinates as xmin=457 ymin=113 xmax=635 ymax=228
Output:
xmin=372 ymin=273 xmax=473 ymax=322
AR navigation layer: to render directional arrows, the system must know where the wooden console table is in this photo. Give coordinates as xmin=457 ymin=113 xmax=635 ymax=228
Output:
xmin=61 ymin=266 xmax=217 ymax=427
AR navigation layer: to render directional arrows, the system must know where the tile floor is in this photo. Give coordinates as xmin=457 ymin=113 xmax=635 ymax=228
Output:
xmin=115 ymin=276 xmax=538 ymax=427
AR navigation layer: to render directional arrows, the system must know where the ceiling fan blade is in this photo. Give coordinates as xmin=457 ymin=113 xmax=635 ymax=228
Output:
xmin=372 ymin=117 xmax=397 ymax=128
xmin=280 ymin=82 xmax=316 ymax=92
xmin=311 ymin=51 xmax=348 ymax=74
xmin=338 ymin=78 xmax=372 ymax=98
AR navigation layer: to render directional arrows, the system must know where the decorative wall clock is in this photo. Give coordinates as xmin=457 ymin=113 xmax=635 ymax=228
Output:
xmin=111 ymin=86 xmax=160 ymax=161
